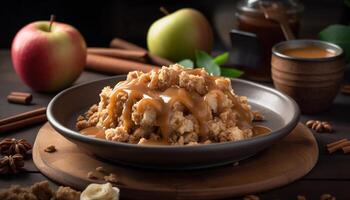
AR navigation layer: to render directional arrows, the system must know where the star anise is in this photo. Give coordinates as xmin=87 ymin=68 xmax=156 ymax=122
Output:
xmin=0 ymin=154 xmax=24 ymax=174
xmin=0 ymin=138 xmax=32 ymax=156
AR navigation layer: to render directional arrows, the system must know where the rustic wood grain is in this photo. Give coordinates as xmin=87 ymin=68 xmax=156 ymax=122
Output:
xmin=32 ymin=123 xmax=318 ymax=200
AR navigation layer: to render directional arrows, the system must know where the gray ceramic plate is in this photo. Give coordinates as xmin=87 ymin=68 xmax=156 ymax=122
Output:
xmin=47 ymin=76 xmax=300 ymax=170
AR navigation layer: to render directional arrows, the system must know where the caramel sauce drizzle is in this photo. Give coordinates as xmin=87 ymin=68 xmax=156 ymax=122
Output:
xmin=80 ymin=127 xmax=106 ymax=139
xmin=160 ymin=87 xmax=212 ymax=140
xmin=101 ymin=70 xmax=254 ymax=142
xmin=252 ymin=125 xmax=271 ymax=136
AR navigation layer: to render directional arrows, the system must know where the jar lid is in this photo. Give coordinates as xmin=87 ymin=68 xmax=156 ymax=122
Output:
xmin=237 ymin=0 xmax=304 ymax=15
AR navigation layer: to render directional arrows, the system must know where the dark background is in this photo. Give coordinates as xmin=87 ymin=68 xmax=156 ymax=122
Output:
xmin=0 ymin=0 xmax=349 ymax=49
xmin=1 ymin=1 xmax=350 ymax=198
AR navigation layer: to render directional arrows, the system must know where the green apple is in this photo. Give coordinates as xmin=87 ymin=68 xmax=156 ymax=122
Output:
xmin=147 ymin=8 xmax=213 ymax=62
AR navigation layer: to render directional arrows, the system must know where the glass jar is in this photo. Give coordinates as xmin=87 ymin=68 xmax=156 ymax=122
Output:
xmin=236 ymin=0 xmax=304 ymax=81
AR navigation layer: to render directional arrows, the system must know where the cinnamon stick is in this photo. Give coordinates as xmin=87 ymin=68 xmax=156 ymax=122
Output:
xmin=327 ymin=140 xmax=350 ymax=154
xmin=0 ymin=114 xmax=47 ymax=133
xmin=0 ymin=107 xmax=46 ymax=126
xmin=147 ymin=54 xmax=173 ymax=66
xmin=7 ymin=95 xmax=31 ymax=105
xmin=7 ymin=92 xmax=32 ymax=105
xmin=86 ymin=54 xmax=158 ymax=74
xmin=342 ymin=145 xmax=350 ymax=154
xmin=110 ymin=38 xmax=147 ymax=52
xmin=10 ymin=92 xmax=32 ymax=97
xmin=326 ymin=138 xmax=348 ymax=148
xmin=87 ymin=48 xmax=147 ymax=63
xmin=109 ymin=37 xmax=173 ymax=66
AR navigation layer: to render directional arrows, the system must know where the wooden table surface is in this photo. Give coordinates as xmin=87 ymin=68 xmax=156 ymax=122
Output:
xmin=1 ymin=50 xmax=350 ymax=199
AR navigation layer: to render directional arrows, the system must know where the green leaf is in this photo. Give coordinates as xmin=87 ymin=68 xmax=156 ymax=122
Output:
xmin=221 ymin=67 xmax=244 ymax=78
xmin=195 ymin=50 xmax=221 ymax=76
xmin=213 ymin=52 xmax=229 ymax=66
xmin=178 ymin=59 xmax=194 ymax=69
xmin=319 ymin=24 xmax=350 ymax=41
xmin=319 ymin=24 xmax=350 ymax=62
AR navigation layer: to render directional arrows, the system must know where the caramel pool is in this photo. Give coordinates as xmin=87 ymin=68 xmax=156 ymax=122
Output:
xmin=282 ymin=45 xmax=336 ymax=59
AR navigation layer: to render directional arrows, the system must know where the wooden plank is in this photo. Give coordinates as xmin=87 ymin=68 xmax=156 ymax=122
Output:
xmin=0 ymin=173 xmax=57 ymax=188
xmin=243 ymin=180 xmax=350 ymax=200
xmin=305 ymin=155 xmax=350 ymax=180
xmin=32 ymin=123 xmax=318 ymax=200
xmin=1 ymin=174 xmax=350 ymax=200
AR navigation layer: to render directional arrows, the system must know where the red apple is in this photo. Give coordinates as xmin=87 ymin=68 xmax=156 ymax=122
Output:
xmin=11 ymin=18 xmax=86 ymax=92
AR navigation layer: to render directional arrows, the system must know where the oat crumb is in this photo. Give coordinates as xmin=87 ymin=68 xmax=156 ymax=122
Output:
xmin=44 ymin=145 xmax=56 ymax=153
xmin=104 ymin=173 xmax=118 ymax=184
xmin=253 ymin=111 xmax=264 ymax=121
xmin=87 ymin=171 xmax=99 ymax=180
xmin=0 ymin=181 xmax=81 ymax=200
xmin=30 ymin=181 xmax=54 ymax=199
xmin=96 ymin=166 xmax=107 ymax=173
xmin=55 ymin=186 xmax=81 ymax=200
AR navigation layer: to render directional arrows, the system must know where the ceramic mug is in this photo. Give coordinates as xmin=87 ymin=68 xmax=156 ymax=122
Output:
xmin=271 ymin=39 xmax=345 ymax=114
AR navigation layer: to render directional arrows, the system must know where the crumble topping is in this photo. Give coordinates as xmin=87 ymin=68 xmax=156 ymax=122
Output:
xmin=77 ymin=64 xmax=254 ymax=145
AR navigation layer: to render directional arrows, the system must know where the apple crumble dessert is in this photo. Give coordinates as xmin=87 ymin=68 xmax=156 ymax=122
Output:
xmin=76 ymin=64 xmax=256 ymax=145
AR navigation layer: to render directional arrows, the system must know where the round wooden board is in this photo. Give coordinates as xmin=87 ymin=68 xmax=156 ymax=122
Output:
xmin=33 ymin=123 xmax=318 ymax=200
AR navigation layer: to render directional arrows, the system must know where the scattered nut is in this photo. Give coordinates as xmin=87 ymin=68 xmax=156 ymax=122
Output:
xmin=253 ymin=111 xmax=264 ymax=121
xmin=306 ymin=120 xmax=315 ymax=127
xmin=321 ymin=122 xmax=333 ymax=132
xmin=243 ymin=194 xmax=260 ymax=200
xmin=87 ymin=171 xmax=100 ymax=180
xmin=44 ymin=145 xmax=56 ymax=153
xmin=297 ymin=195 xmax=306 ymax=200
xmin=306 ymin=120 xmax=332 ymax=133
xmin=104 ymin=173 xmax=118 ymax=184
xmin=320 ymin=193 xmax=336 ymax=200
xmin=96 ymin=166 xmax=107 ymax=173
